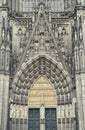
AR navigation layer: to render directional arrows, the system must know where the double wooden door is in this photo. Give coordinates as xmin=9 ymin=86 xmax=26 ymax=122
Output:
xmin=28 ymin=108 xmax=57 ymax=130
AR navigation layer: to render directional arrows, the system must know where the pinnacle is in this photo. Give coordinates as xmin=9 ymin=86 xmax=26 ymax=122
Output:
xmin=38 ymin=0 xmax=45 ymax=7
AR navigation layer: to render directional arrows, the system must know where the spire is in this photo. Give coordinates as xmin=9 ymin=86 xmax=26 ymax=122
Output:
xmin=79 ymin=16 xmax=83 ymax=41
xmin=0 ymin=17 xmax=7 ymax=71
xmin=75 ymin=28 xmax=77 ymax=42
xmin=6 ymin=27 xmax=10 ymax=52
xmin=5 ymin=20 xmax=10 ymax=73
xmin=0 ymin=17 xmax=10 ymax=73
xmin=1 ymin=17 xmax=6 ymax=42
xmin=7 ymin=24 xmax=10 ymax=44
xmin=7 ymin=29 xmax=10 ymax=43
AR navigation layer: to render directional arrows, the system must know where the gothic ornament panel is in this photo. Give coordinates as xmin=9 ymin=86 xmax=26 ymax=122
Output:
xmin=28 ymin=76 xmax=57 ymax=106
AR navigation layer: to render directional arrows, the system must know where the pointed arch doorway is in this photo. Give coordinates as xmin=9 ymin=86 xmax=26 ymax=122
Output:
xmin=28 ymin=76 xmax=57 ymax=130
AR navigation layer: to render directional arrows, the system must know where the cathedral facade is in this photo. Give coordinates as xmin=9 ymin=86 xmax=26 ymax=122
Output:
xmin=0 ymin=0 xmax=85 ymax=130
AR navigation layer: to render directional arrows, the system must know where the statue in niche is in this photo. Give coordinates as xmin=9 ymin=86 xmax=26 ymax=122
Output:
xmin=39 ymin=35 xmax=45 ymax=51
xmin=40 ymin=105 xmax=45 ymax=119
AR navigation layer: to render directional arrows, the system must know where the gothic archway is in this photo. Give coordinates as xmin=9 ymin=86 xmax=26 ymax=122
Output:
xmin=10 ymin=55 xmax=75 ymax=130
xmin=12 ymin=55 xmax=73 ymax=106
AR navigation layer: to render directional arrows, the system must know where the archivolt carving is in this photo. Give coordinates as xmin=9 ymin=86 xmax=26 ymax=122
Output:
xmin=12 ymin=56 xmax=73 ymax=106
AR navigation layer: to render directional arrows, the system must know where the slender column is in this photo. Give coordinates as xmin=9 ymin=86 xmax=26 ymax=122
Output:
xmin=60 ymin=106 xmax=62 ymax=130
xmin=63 ymin=104 xmax=65 ymax=130
xmin=16 ymin=0 xmax=19 ymax=12
xmin=20 ymin=0 xmax=23 ymax=12
xmin=65 ymin=118 xmax=67 ymax=130
xmin=11 ymin=105 xmax=13 ymax=130
xmin=12 ymin=0 xmax=16 ymax=11
xmin=1 ymin=78 xmax=5 ymax=129
xmin=0 ymin=79 xmax=1 ymax=127
xmin=12 ymin=118 xmax=13 ymax=130
xmin=23 ymin=102 xmax=25 ymax=130
xmin=69 ymin=105 xmax=71 ymax=130
xmin=1 ymin=77 xmax=9 ymax=130
xmin=19 ymin=95 xmax=21 ymax=130
xmin=14 ymin=105 xmax=16 ymax=130
xmin=26 ymin=117 xmax=28 ymax=130
xmin=12 ymin=110 xmax=15 ymax=130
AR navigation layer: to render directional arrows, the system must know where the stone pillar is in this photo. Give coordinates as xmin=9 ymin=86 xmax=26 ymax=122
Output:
xmin=75 ymin=75 xmax=84 ymax=130
xmin=0 ymin=76 xmax=4 ymax=130
xmin=0 ymin=74 xmax=10 ymax=130
xmin=80 ymin=74 xmax=85 ymax=129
